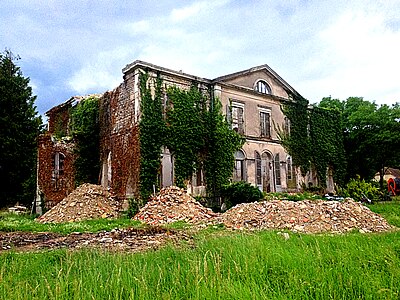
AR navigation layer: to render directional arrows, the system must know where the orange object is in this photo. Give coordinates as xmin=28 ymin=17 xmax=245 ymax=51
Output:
xmin=387 ymin=178 xmax=400 ymax=196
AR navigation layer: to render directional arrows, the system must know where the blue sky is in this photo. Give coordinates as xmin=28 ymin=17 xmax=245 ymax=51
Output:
xmin=1 ymin=0 xmax=400 ymax=116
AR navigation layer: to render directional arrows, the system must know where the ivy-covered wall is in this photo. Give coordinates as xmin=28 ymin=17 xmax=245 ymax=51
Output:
xmin=279 ymin=95 xmax=346 ymax=189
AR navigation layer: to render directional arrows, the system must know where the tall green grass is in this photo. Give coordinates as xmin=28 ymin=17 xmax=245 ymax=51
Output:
xmin=1 ymin=230 xmax=399 ymax=299
xmin=368 ymin=200 xmax=400 ymax=227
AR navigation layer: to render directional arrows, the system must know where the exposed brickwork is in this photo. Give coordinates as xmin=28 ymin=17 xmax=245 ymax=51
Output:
xmin=37 ymin=134 xmax=75 ymax=209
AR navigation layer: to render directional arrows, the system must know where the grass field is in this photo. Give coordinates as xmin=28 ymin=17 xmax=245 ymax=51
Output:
xmin=0 ymin=201 xmax=399 ymax=299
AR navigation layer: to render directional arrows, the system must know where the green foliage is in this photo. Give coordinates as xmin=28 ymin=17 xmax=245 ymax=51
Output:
xmin=70 ymin=96 xmax=100 ymax=185
xmin=279 ymin=95 xmax=310 ymax=175
xmin=220 ymin=181 xmax=264 ymax=209
xmin=309 ymin=107 xmax=346 ymax=186
xmin=126 ymin=197 xmax=140 ymax=218
xmin=204 ymin=96 xmax=244 ymax=200
xmin=339 ymin=176 xmax=382 ymax=202
xmin=166 ymin=85 xmax=206 ymax=187
xmin=319 ymin=97 xmax=400 ymax=188
xmin=0 ymin=50 xmax=42 ymax=207
xmin=279 ymin=95 xmax=346 ymax=188
xmin=139 ymin=75 xmax=243 ymax=202
xmin=139 ymin=72 xmax=165 ymax=201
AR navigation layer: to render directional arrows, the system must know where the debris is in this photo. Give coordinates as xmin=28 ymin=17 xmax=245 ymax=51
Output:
xmin=133 ymin=186 xmax=218 ymax=226
xmin=221 ymin=199 xmax=392 ymax=233
xmin=0 ymin=227 xmax=191 ymax=253
xmin=37 ymin=183 xmax=120 ymax=223
xmin=8 ymin=205 xmax=28 ymax=215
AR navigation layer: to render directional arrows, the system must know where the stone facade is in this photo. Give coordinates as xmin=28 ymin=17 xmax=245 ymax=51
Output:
xmin=37 ymin=60 xmax=315 ymax=212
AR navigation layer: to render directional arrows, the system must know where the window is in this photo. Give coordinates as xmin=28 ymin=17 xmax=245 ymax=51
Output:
xmin=255 ymin=80 xmax=271 ymax=94
xmin=287 ymin=156 xmax=292 ymax=180
xmin=53 ymin=152 xmax=65 ymax=176
xmin=228 ymin=102 xmax=245 ymax=135
xmin=255 ymin=151 xmax=262 ymax=186
xmin=233 ymin=150 xmax=245 ymax=181
xmin=274 ymin=154 xmax=281 ymax=186
xmin=259 ymin=109 xmax=271 ymax=138
xmin=284 ymin=117 xmax=290 ymax=134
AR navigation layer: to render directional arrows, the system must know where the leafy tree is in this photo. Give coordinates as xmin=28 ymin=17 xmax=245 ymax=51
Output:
xmin=0 ymin=50 xmax=42 ymax=207
xmin=318 ymin=96 xmax=400 ymax=189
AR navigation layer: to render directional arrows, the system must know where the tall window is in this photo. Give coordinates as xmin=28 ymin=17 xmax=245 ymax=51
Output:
xmin=260 ymin=110 xmax=271 ymax=138
xmin=255 ymin=80 xmax=271 ymax=94
xmin=284 ymin=117 xmax=290 ymax=134
xmin=228 ymin=102 xmax=245 ymax=135
xmin=53 ymin=152 xmax=65 ymax=176
xmin=274 ymin=153 xmax=281 ymax=186
xmin=287 ymin=156 xmax=292 ymax=180
xmin=234 ymin=150 xmax=245 ymax=181
xmin=255 ymin=151 xmax=262 ymax=186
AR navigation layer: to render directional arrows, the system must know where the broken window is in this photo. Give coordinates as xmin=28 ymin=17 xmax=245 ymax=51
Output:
xmin=52 ymin=152 xmax=65 ymax=190
xmin=233 ymin=150 xmax=246 ymax=182
xmin=259 ymin=108 xmax=271 ymax=138
xmin=255 ymin=151 xmax=262 ymax=186
xmin=274 ymin=153 xmax=281 ymax=186
xmin=227 ymin=101 xmax=245 ymax=135
xmin=287 ymin=156 xmax=292 ymax=181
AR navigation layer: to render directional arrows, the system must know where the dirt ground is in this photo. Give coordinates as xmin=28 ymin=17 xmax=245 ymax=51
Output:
xmin=0 ymin=227 xmax=192 ymax=253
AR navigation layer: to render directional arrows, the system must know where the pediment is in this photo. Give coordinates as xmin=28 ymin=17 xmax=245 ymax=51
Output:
xmin=212 ymin=64 xmax=299 ymax=98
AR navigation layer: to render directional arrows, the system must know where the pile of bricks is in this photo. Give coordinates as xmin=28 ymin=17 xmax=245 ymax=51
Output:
xmin=221 ymin=199 xmax=392 ymax=233
xmin=133 ymin=186 xmax=218 ymax=226
xmin=37 ymin=183 xmax=120 ymax=223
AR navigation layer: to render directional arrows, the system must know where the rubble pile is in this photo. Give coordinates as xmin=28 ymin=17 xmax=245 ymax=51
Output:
xmin=37 ymin=184 xmax=120 ymax=223
xmin=133 ymin=186 xmax=218 ymax=225
xmin=0 ymin=227 xmax=191 ymax=252
xmin=221 ymin=199 xmax=392 ymax=233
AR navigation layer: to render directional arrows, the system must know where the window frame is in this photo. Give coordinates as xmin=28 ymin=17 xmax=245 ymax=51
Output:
xmin=255 ymin=80 xmax=272 ymax=94
xmin=259 ymin=107 xmax=271 ymax=138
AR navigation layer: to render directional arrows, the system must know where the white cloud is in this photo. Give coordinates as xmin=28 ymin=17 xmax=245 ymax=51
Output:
xmin=68 ymin=47 xmax=133 ymax=94
xmin=300 ymin=7 xmax=400 ymax=104
xmin=170 ymin=0 xmax=230 ymax=22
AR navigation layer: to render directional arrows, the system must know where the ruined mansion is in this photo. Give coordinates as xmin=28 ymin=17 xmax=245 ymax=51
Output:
xmin=36 ymin=60 xmax=326 ymax=212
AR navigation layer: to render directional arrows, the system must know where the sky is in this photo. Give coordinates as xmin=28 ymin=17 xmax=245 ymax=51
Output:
xmin=1 ymin=0 xmax=400 ymax=116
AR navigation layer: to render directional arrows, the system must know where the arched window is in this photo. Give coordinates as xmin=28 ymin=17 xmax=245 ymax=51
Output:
xmin=234 ymin=150 xmax=246 ymax=181
xmin=255 ymin=151 xmax=261 ymax=186
xmin=274 ymin=153 xmax=281 ymax=186
xmin=255 ymin=80 xmax=271 ymax=94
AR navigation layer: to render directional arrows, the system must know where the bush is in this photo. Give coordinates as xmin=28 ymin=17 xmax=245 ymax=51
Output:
xmin=339 ymin=176 xmax=382 ymax=202
xmin=220 ymin=181 xmax=264 ymax=209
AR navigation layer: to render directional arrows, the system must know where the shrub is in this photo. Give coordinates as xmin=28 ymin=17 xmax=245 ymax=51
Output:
xmin=339 ymin=176 xmax=382 ymax=202
xmin=220 ymin=181 xmax=264 ymax=209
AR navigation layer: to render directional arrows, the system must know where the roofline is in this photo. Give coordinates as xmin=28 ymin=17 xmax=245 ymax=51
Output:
xmin=123 ymin=60 xmax=211 ymax=84
xmin=212 ymin=64 xmax=301 ymax=97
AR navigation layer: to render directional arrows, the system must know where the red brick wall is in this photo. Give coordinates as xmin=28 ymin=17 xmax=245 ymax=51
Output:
xmin=37 ymin=134 xmax=75 ymax=209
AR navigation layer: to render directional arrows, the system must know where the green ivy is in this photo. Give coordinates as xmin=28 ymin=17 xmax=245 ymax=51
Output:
xmin=70 ymin=96 xmax=100 ymax=185
xmin=279 ymin=95 xmax=345 ymax=188
xmin=166 ymin=85 xmax=207 ymax=187
xmin=204 ymin=95 xmax=244 ymax=199
xmin=138 ymin=72 xmax=165 ymax=201
xmin=138 ymin=75 xmax=243 ymax=202
xmin=279 ymin=95 xmax=310 ymax=175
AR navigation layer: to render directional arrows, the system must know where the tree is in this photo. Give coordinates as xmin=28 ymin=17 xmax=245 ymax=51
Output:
xmin=318 ymin=96 xmax=400 ymax=189
xmin=0 ymin=50 xmax=42 ymax=207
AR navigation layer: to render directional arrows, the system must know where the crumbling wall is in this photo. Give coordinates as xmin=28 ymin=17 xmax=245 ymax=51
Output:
xmin=37 ymin=134 xmax=75 ymax=209
xmin=99 ymin=82 xmax=140 ymax=203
